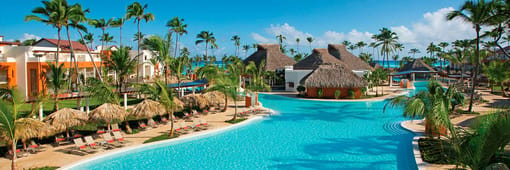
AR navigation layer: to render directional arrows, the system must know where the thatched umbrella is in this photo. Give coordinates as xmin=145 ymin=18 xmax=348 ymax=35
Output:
xmin=300 ymin=64 xmax=368 ymax=88
xmin=15 ymin=118 xmax=54 ymax=149
xmin=130 ymin=99 xmax=165 ymax=119
xmin=45 ymin=108 xmax=88 ymax=138
xmin=181 ymin=94 xmax=208 ymax=111
xmin=172 ymin=97 xmax=185 ymax=112
xmin=294 ymin=48 xmax=346 ymax=70
xmin=89 ymin=103 xmax=128 ymax=131
xmin=201 ymin=91 xmax=225 ymax=108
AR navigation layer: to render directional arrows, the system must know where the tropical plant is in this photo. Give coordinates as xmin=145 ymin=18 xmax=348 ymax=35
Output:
xmin=231 ymin=35 xmax=241 ymax=57
xmin=99 ymin=33 xmax=115 ymax=48
xmin=111 ymin=17 xmax=126 ymax=46
xmin=293 ymin=53 xmax=304 ymax=62
xmin=372 ymin=28 xmax=399 ymax=68
xmin=195 ymin=31 xmax=215 ymax=58
xmin=370 ymin=68 xmax=388 ymax=96
xmin=483 ymin=61 xmax=509 ymax=96
xmin=167 ymin=16 xmax=187 ymax=58
xmin=22 ymin=39 xmax=37 ymax=46
xmin=127 ymin=1 xmax=155 ymax=82
xmin=409 ymin=48 xmax=421 ymax=58
xmin=348 ymin=89 xmax=355 ymax=99
xmin=296 ymin=38 xmax=300 ymax=51
xmin=276 ymin=34 xmax=286 ymax=52
xmin=242 ymin=45 xmax=250 ymax=58
xmin=447 ymin=0 xmax=497 ymax=112
xmin=46 ymin=63 xmax=66 ymax=111
xmin=306 ymin=37 xmax=313 ymax=51
xmin=359 ymin=52 xmax=373 ymax=64
xmin=83 ymin=33 xmax=94 ymax=49
xmin=356 ymin=41 xmax=367 ymax=53
xmin=334 ymin=90 xmax=341 ymax=99
xmin=297 ymin=85 xmax=306 ymax=96
xmin=342 ymin=40 xmax=351 ymax=47
xmin=317 ymin=88 xmax=323 ymax=98
xmin=104 ymin=46 xmax=137 ymax=92
xmin=137 ymin=81 xmax=178 ymax=137
xmin=0 ymin=87 xmax=49 ymax=170
xmin=143 ymin=34 xmax=172 ymax=85
xmin=168 ymin=56 xmax=189 ymax=97
xmin=245 ymin=60 xmax=271 ymax=102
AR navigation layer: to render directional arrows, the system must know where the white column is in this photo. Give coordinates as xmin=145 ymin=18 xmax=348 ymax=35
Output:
xmin=124 ymin=93 xmax=128 ymax=110
xmin=389 ymin=76 xmax=393 ymax=87
xmin=181 ymin=88 xmax=184 ymax=97
xmin=412 ymin=73 xmax=416 ymax=81
xmin=39 ymin=103 xmax=44 ymax=121
xmin=192 ymin=87 xmax=195 ymax=94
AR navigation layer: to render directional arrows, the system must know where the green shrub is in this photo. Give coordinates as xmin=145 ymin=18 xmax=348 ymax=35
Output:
xmin=317 ymin=89 xmax=323 ymax=98
xmin=24 ymin=166 xmax=59 ymax=170
xmin=348 ymin=89 xmax=356 ymax=99
xmin=143 ymin=133 xmax=180 ymax=143
xmin=297 ymin=85 xmax=306 ymax=92
xmin=225 ymin=118 xmax=247 ymax=124
xmin=334 ymin=90 xmax=341 ymax=99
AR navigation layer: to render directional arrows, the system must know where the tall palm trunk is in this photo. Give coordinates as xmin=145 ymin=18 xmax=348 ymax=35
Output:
xmin=77 ymin=29 xmax=102 ymax=80
xmin=174 ymin=34 xmax=179 ymax=58
xmin=169 ymin=110 xmax=175 ymax=137
xmin=468 ymin=26 xmax=481 ymax=112
xmin=231 ymin=90 xmax=238 ymax=121
xmin=11 ymin=140 xmax=17 ymax=170
xmin=222 ymin=94 xmax=228 ymax=112
xmin=136 ymin=21 xmax=141 ymax=82
xmin=500 ymin=82 xmax=508 ymax=97
xmin=56 ymin=28 xmax=62 ymax=65
xmin=66 ymin=26 xmax=79 ymax=92
xmin=119 ymin=25 xmax=123 ymax=47
xmin=205 ymin=42 xmax=208 ymax=59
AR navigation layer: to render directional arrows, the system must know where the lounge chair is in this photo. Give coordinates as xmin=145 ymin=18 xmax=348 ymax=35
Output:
xmin=180 ymin=122 xmax=192 ymax=133
xmin=7 ymin=149 xmax=28 ymax=158
xmin=161 ymin=117 xmax=169 ymax=124
xmin=148 ymin=118 xmax=158 ymax=128
xmin=55 ymin=135 xmax=70 ymax=146
xmin=112 ymin=132 xmax=129 ymax=144
xmin=138 ymin=121 xmax=149 ymax=130
xmin=83 ymin=136 xmax=105 ymax=150
xmin=27 ymin=141 xmax=45 ymax=153
xmin=191 ymin=119 xmax=204 ymax=131
xmin=200 ymin=119 xmax=209 ymax=127
xmin=111 ymin=124 xmax=121 ymax=132
xmin=102 ymin=133 xmax=123 ymax=148
xmin=73 ymin=138 xmax=97 ymax=154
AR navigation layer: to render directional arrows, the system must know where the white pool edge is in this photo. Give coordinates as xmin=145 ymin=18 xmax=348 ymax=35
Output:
xmin=60 ymin=115 xmax=267 ymax=170
xmin=400 ymin=120 xmax=429 ymax=170
xmin=260 ymin=90 xmax=410 ymax=102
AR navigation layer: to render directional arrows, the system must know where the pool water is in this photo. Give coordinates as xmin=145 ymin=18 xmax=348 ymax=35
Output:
xmin=70 ymin=83 xmax=429 ymax=170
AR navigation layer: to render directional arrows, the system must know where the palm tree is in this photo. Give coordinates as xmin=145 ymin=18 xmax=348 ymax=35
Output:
xmin=195 ymin=31 xmax=215 ymax=58
xmin=348 ymin=45 xmax=357 ymax=52
xmin=306 ymin=36 xmax=313 ymax=51
xmin=426 ymin=42 xmax=438 ymax=58
xmin=231 ymin=35 xmax=241 ymax=57
xmin=22 ymin=39 xmax=37 ymax=46
xmin=126 ymin=2 xmax=155 ymax=82
xmin=0 ymin=87 xmax=49 ymax=170
xmin=395 ymin=43 xmax=404 ymax=57
xmin=444 ymin=48 xmax=469 ymax=89
xmin=447 ymin=0 xmax=496 ymax=112
xmin=483 ymin=61 xmax=509 ymax=96
xmin=137 ymin=81 xmax=178 ymax=137
xmin=168 ymin=56 xmax=189 ymax=97
xmin=99 ymin=33 xmax=116 ymax=48
xmin=359 ymin=53 xmax=373 ymax=64
xmin=296 ymin=38 xmax=300 ymax=52
xmin=143 ymin=35 xmax=171 ymax=85
xmin=89 ymin=18 xmax=113 ymax=75
xmin=356 ymin=41 xmax=367 ymax=54
xmin=242 ymin=45 xmax=250 ymax=58
xmin=110 ymin=17 xmax=126 ymax=46
xmin=370 ymin=68 xmax=388 ymax=96
xmin=373 ymin=28 xmax=399 ymax=68
xmin=385 ymin=80 xmax=464 ymax=137
xmin=392 ymin=55 xmax=400 ymax=62
xmin=342 ymin=40 xmax=351 ymax=47
xmin=25 ymin=0 xmax=68 ymax=64
xmin=104 ymin=46 xmax=137 ymax=92
xmin=83 ymin=33 xmax=94 ymax=49
xmin=438 ymin=42 xmax=449 ymax=68
xmin=409 ymin=48 xmax=421 ymax=58
xmin=46 ymin=63 xmax=66 ymax=111
xmin=167 ymin=16 xmax=187 ymax=58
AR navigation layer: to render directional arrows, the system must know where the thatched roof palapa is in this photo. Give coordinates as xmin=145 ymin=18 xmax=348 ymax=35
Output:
xmin=89 ymin=103 xmax=128 ymax=123
xmin=173 ymin=97 xmax=185 ymax=112
xmin=300 ymin=64 xmax=368 ymax=88
xmin=243 ymin=44 xmax=296 ymax=71
xmin=400 ymin=59 xmax=436 ymax=72
xmin=181 ymin=94 xmax=209 ymax=109
xmin=328 ymin=44 xmax=374 ymax=71
xmin=201 ymin=91 xmax=225 ymax=107
xmin=294 ymin=48 xmax=346 ymax=70
xmin=130 ymin=99 xmax=166 ymax=119
xmin=45 ymin=108 xmax=88 ymax=132
xmin=15 ymin=118 xmax=54 ymax=141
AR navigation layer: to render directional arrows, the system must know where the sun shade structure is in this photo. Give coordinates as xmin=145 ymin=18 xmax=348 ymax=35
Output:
xmin=15 ymin=118 xmax=54 ymax=142
xmin=45 ymin=108 xmax=88 ymax=137
xmin=130 ymin=99 xmax=166 ymax=119
xmin=181 ymin=94 xmax=209 ymax=110
xmin=328 ymin=44 xmax=374 ymax=71
xmin=201 ymin=91 xmax=225 ymax=108
xmin=294 ymin=48 xmax=347 ymax=70
xmin=89 ymin=103 xmax=128 ymax=125
xmin=243 ymin=44 xmax=296 ymax=71
xmin=172 ymin=97 xmax=185 ymax=112
xmin=391 ymin=59 xmax=437 ymax=81
xmin=300 ymin=64 xmax=368 ymax=98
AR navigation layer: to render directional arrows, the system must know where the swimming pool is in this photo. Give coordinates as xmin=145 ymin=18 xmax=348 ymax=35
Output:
xmin=68 ymin=84 xmax=427 ymax=170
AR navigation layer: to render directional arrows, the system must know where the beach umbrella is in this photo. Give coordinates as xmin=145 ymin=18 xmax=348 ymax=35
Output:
xmin=89 ymin=103 xmax=128 ymax=131
xmin=130 ymin=99 xmax=165 ymax=119
xmin=45 ymin=108 xmax=88 ymax=138
xmin=181 ymin=94 xmax=208 ymax=110
xmin=14 ymin=118 xmax=54 ymax=149
xmin=172 ymin=97 xmax=185 ymax=112
xmin=201 ymin=91 xmax=225 ymax=108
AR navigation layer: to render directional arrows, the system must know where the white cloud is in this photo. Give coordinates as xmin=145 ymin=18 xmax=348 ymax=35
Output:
xmin=20 ymin=33 xmax=41 ymax=41
xmin=251 ymin=7 xmax=477 ymax=56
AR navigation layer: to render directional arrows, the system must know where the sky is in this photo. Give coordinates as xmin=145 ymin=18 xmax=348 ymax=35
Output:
xmin=0 ymin=0 xmax=473 ymax=59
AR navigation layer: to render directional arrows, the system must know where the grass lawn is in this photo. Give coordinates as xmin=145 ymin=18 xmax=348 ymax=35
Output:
xmin=25 ymin=166 xmax=59 ymax=170
xmin=225 ymin=118 xmax=247 ymax=124
xmin=143 ymin=133 xmax=180 ymax=144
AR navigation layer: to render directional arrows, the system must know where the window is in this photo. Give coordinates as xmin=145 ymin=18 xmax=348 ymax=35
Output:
xmin=287 ymin=82 xmax=294 ymax=88
xmin=0 ymin=70 xmax=7 ymax=84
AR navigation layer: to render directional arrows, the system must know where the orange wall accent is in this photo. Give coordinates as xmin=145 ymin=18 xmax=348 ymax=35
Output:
xmin=306 ymin=87 xmax=362 ymax=99
xmin=0 ymin=63 xmax=16 ymax=88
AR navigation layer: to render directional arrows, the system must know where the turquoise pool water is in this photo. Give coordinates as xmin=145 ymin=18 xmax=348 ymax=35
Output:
xmin=70 ymin=83 xmax=429 ymax=170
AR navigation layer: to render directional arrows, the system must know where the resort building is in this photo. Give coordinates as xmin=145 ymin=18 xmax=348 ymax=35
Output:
xmin=485 ymin=46 xmax=510 ymax=62
xmin=300 ymin=64 xmax=368 ymax=98
xmin=0 ymin=36 xmax=21 ymax=89
xmin=390 ymin=59 xmax=437 ymax=86
xmin=243 ymin=44 xmax=296 ymax=89
xmin=285 ymin=44 xmax=372 ymax=92
xmin=129 ymin=49 xmax=158 ymax=81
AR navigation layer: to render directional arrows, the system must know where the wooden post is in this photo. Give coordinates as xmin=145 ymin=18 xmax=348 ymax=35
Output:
xmin=86 ymin=97 xmax=90 ymax=114
xmin=39 ymin=103 xmax=44 ymax=121
xmin=124 ymin=93 xmax=128 ymax=110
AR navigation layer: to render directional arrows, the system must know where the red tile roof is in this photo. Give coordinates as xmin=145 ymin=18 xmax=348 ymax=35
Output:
xmin=34 ymin=38 xmax=91 ymax=51
xmin=0 ymin=41 xmax=21 ymax=46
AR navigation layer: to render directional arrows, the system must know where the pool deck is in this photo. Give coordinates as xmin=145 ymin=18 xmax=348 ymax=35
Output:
xmin=400 ymin=85 xmax=510 ymax=170
xmin=0 ymin=101 xmax=268 ymax=170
